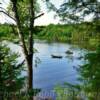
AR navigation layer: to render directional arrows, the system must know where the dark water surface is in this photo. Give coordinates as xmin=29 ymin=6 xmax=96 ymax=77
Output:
xmin=33 ymin=40 xmax=86 ymax=90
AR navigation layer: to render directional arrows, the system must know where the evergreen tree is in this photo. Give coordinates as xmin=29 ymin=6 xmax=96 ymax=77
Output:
xmin=0 ymin=44 xmax=25 ymax=100
xmin=78 ymin=45 xmax=100 ymax=100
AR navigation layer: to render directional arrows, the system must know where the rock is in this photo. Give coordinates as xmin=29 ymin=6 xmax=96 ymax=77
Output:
xmin=65 ymin=50 xmax=73 ymax=54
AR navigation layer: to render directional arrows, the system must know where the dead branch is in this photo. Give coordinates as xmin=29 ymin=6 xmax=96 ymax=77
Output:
xmin=0 ymin=10 xmax=16 ymax=22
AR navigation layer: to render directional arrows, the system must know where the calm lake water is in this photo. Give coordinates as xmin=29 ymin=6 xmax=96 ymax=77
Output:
xmin=5 ymin=40 xmax=87 ymax=91
xmin=33 ymin=40 xmax=86 ymax=91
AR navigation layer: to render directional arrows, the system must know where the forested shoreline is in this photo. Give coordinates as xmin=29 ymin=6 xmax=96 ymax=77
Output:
xmin=1 ymin=21 xmax=100 ymax=49
xmin=0 ymin=0 xmax=100 ymax=99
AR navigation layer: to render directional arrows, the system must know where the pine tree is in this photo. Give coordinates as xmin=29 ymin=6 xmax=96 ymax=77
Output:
xmin=78 ymin=45 xmax=100 ymax=100
xmin=0 ymin=44 xmax=25 ymax=100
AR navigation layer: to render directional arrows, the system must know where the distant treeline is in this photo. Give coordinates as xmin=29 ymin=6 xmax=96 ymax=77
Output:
xmin=0 ymin=23 xmax=44 ymax=40
xmin=35 ymin=21 xmax=100 ymax=48
xmin=0 ymin=23 xmax=18 ymax=40
xmin=0 ymin=21 xmax=100 ymax=47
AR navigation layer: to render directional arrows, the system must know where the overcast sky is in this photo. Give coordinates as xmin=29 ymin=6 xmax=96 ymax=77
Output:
xmin=0 ymin=0 xmax=95 ymax=25
xmin=0 ymin=0 xmax=64 ymax=25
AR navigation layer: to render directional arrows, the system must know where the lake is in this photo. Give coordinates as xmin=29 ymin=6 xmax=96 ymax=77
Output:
xmin=33 ymin=40 xmax=86 ymax=91
xmin=5 ymin=40 xmax=86 ymax=91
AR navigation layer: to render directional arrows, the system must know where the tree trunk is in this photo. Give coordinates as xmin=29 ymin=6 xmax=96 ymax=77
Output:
xmin=27 ymin=1 xmax=34 ymax=99
xmin=11 ymin=0 xmax=34 ymax=99
xmin=27 ymin=55 xmax=33 ymax=90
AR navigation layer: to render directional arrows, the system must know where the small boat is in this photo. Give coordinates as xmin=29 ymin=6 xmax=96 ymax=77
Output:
xmin=65 ymin=50 xmax=73 ymax=54
xmin=51 ymin=55 xmax=63 ymax=59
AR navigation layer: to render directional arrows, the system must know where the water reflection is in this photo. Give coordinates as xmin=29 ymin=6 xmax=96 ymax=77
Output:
xmin=5 ymin=40 xmax=87 ymax=90
xmin=33 ymin=41 xmax=87 ymax=90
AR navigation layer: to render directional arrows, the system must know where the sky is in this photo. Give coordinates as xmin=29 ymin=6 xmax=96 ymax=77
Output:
xmin=0 ymin=0 xmax=95 ymax=26
xmin=34 ymin=0 xmax=64 ymax=26
xmin=0 ymin=0 xmax=64 ymax=25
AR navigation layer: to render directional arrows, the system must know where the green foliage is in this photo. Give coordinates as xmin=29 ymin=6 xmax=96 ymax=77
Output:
xmin=36 ymin=21 xmax=100 ymax=46
xmin=7 ymin=0 xmax=40 ymax=27
xmin=54 ymin=86 xmax=69 ymax=100
xmin=54 ymin=83 xmax=82 ymax=100
xmin=46 ymin=0 xmax=100 ymax=22
xmin=78 ymin=45 xmax=100 ymax=99
xmin=37 ymin=24 xmax=73 ymax=42
xmin=0 ymin=44 xmax=25 ymax=99
xmin=0 ymin=24 xmax=15 ymax=40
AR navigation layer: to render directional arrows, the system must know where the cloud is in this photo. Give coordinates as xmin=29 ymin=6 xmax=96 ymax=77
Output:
xmin=35 ymin=11 xmax=60 ymax=26
xmin=0 ymin=14 xmax=5 ymax=24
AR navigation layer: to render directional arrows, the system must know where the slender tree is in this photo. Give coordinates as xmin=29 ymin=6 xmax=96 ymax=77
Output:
xmin=0 ymin=0 xmax=44 ymax=98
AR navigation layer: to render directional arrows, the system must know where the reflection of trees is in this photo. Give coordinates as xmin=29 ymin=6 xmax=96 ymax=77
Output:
xmin=34 ymin=57 xmax=41 ymax=67
xmin=33 ymin=49 xmax=41 ymax=67
xmin=78 ymin=45 xmax=100 ymax=100
xmin=66 ymin=55 xmax=74 ymax=62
